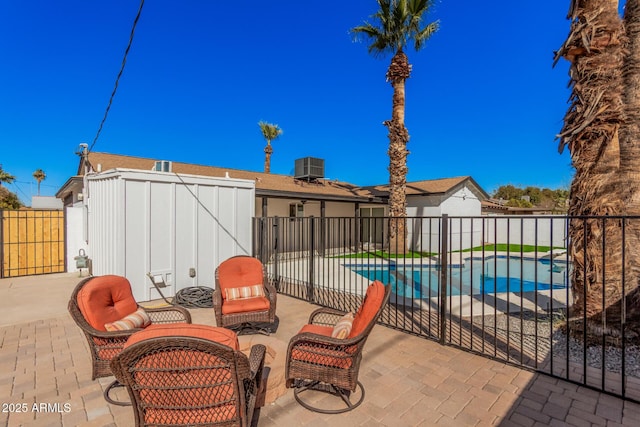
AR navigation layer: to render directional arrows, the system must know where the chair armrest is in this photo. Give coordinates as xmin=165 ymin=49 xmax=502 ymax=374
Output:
xmin=85 ymin=328 xmax=143 ymax=340
xmin=308 ymin=307 xmax=348 ymax=327
xmin=241 ymin=343 xmax=267 ymax=415
xmin=248 ymin=344 xmax=266 ymax=381
xmin=145 ymin=305 xmax=192 ymax=324
xmin=212 ymin=286 xmax=223 ymax=325
xmin=263 ymin=278 xmax=277 ymax=294
xmin=288 ymin=330 xmax=363 ymax=350
xmin=212 ymin=285 xmax=222 ymax=304
xmin=263 ymin=280 xmax=277 ymax=305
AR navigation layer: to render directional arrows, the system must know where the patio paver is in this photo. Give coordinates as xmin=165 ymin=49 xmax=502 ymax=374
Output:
xmin=1 ymin=272 xmax=639 ymax=426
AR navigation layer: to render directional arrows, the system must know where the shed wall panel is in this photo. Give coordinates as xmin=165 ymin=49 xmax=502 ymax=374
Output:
xmin=87 ymin=169 xmax=254 ymax=301
xmin=175 ymin=184 xmax=198 ymax=288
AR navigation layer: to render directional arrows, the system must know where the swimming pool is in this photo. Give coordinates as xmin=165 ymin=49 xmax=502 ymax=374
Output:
xmin=352 ymin=256 xmax=570 ymax=298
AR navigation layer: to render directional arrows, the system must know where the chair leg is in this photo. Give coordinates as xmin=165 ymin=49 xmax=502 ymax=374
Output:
xmin=103 ymin=380 xmax=131 ymax=406
xmin=293 ymin=380 xmax=365 ymax=414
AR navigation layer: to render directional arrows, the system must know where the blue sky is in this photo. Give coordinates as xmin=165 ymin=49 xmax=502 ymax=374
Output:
xmin=1 ymin=1 xmax=574 ymax=203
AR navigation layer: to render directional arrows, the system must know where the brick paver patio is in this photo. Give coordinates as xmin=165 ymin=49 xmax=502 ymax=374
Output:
xmin=1 ymin=273 xmax=639 ymax=426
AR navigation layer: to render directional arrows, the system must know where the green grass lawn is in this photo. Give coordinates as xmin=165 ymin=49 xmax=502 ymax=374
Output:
xmin=334 ymin=250 xmax=436 ymax=259
xmin=460 ymin=243 xmax=565 ymax=253
xmin=333 ymin=244 xmax=565 ymax=259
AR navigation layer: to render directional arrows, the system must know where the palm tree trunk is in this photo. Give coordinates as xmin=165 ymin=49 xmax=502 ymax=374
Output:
xmin=264 ymin=144 xmax=273 ymax=174
xmin=385 ymin=50 xmax=411 ymax=254
xmin=622 ymin=0 xmax=640 ymax=207
xmin=556 ymin=0 xmax=626 ymax=339
xmin=618 ymin=0 xmax=640 ymax=337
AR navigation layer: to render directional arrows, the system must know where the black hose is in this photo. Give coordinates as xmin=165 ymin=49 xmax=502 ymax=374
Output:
xmin=174 ymin=286 xmax=214 ymax=308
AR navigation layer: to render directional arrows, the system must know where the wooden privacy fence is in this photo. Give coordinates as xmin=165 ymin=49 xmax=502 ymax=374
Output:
xmin=1 ymin=210 xmax=66 ymax=278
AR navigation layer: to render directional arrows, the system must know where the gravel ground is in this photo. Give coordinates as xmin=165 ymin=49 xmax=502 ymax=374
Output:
xmin=476 ymin=311 xmax=640 ymax=378
xmin=551 ymin=330 xmax=640 ymax=378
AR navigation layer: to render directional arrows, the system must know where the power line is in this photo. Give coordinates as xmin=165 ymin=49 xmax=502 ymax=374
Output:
xmin=13 ymin=180 xmax=58 ymax=188
xmin=88 ymin=0 xmax=145 ymax=154
xmin=9 ymin=181 xmax=30 ymax=201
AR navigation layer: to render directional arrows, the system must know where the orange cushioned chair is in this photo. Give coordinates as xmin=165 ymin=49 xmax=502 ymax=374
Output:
xmin=285 ymin=280 xmax=390 ymax=413
xmin=110 ymin=323 xmax=266 ymax=427
xmin=68 ymin=275 xmax=192 ymax=405
xmin=213 ymin=255 xmax=277 ymax=335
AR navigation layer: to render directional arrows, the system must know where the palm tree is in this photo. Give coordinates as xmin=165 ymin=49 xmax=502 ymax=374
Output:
xmin=0 ymin=164 xmax=16 ymax=187
xmin=617 ymin=0 xmax=640 ymax=336
xmin=32 ymin=169 xmax=46 ymax=196
xmin=352 ymin=0 xmax=439 ymax=253
xmin=555 ymin=0 xmax=628 ymax=337
xmin=258 ymin=121 xmax=283 ymax=174
xmin=622 ymin=0 xmax=640 ymax=199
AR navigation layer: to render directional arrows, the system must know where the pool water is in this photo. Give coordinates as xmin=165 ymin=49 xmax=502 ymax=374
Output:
xmin=352 ymin=256 xmax=569 ymax=298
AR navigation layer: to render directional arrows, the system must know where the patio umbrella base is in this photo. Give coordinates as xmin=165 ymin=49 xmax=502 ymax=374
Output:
xmin=104 ymin=380 xmax=131 ymax=406
xmin=293 ymin=380 xmax=365 ymax=414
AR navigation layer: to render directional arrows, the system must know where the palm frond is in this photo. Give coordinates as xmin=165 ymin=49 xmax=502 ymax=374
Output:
xmin=350 ymin=0 xmax=439 ymax=56
xmin=414 ymin=21 xmax=439 ymax=51
xmin=258 ymin=121 xmax=283 ymax=143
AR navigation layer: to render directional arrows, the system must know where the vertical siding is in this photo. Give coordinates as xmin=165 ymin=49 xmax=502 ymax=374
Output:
xmin=124 ymin=180 xmax=150 ymax=298
xmin=88 ymin=176 xmax=122 ymax=276
xmin=87 ymin=170 xmax=254 ymax=301
xmin=175 ymin=183 xmax=198 ymax=288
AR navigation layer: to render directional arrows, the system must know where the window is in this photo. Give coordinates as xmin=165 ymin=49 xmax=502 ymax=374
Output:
xmin=153 ymin=160 xmax=171 ymax=172
xmin=289 ymin=203 xmax=304 ymax=218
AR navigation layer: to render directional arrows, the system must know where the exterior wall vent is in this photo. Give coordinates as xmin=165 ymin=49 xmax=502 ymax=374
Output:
xmin=153 ymin=160 xmax=172 ymax=172
xmin=294 ymin=157 xmax=324 ymax=181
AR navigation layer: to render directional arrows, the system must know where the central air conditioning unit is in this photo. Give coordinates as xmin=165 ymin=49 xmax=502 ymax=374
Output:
xmin=294 ymin=157 xmax=324 ymax=181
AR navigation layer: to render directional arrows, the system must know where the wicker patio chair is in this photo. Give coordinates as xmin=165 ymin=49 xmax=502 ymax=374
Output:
xmin=68 ymin=275 xmax=192 ymax=405
xmin=213 ymin=255 xmax=277 ymax=335
xmin=285 ymin=280 xmax=390 ymax=413
xmin=110 ymin=324 xmax=266 ymax=427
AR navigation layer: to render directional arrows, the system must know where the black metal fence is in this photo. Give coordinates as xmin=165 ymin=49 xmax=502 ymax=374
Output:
xmin=253 ymin=214 xmax=640 ymax=403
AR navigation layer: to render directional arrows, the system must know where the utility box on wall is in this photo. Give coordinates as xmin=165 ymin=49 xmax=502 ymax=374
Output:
xmin=85 ymin=168 xmax=255 ymax=301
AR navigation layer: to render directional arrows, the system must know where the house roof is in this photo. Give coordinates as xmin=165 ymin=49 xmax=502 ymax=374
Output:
xmin=481 ymin=199 xmax=561 ymax=215
xmin=77 ymin=152 xmax=381 ymax=203
xmin=365 ymin=176 xmax=490 ymax=200
xmin=481 ymin=199 xmax=510 ymax=212
xmin=54 ymin=176 xmax=83 ymax=199
xmin=57 ymin=151 xmax=490 ymax=205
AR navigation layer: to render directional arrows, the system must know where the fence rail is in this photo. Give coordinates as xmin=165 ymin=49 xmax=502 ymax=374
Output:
xmin=1 ymin=209 xmax=66 ymax=278
xmin=253 ymin=214 xmax=640 ymax=403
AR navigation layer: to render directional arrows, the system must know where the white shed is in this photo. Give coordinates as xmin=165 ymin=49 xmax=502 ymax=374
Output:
xmin=85 ymin=168 xmax=255 ymax=301
xmin=405 ymin=177 xmax=488 ymax=252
